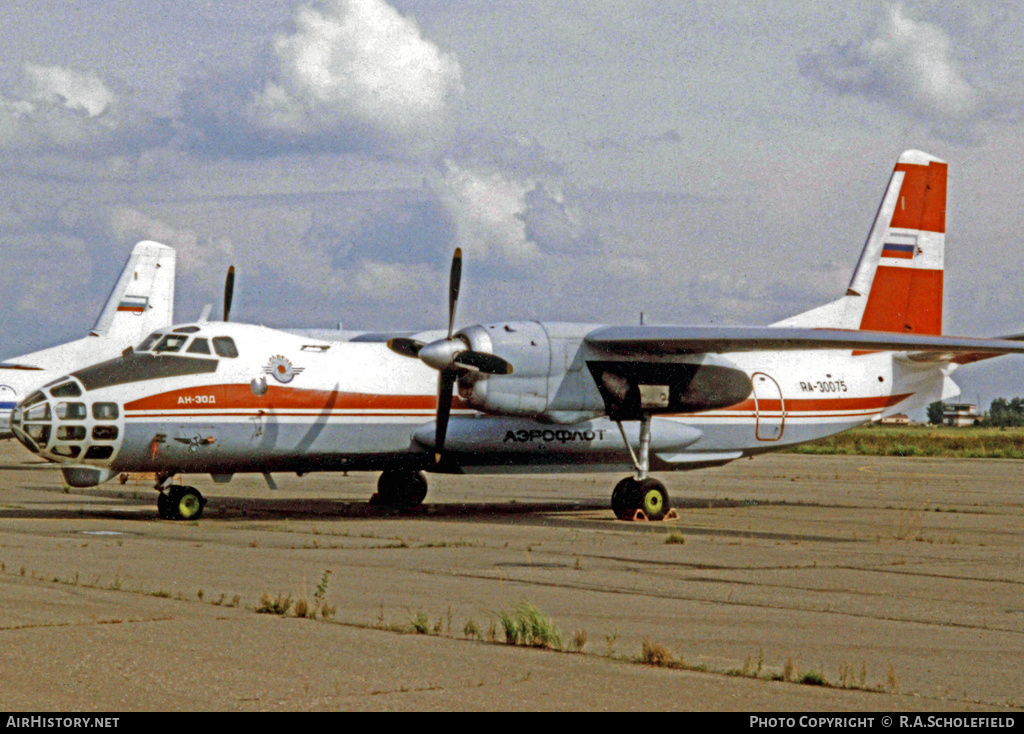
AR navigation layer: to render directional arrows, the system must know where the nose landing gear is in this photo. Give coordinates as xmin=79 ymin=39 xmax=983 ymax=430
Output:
xmin=156 ymin=482 xmax=207 ymax=521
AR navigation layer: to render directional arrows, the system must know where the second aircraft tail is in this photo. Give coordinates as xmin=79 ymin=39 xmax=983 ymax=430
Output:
xmin=90 ymin=240 xmax=176 ymax=344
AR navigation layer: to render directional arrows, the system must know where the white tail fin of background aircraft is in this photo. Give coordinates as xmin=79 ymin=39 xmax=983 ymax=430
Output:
xmin=775 ymin=149 xmax=947 ymax=333
xmin=0 ymin=240 xmax=176 ymax=437
xmin=89 ymin=240 xmax=177 ymax=344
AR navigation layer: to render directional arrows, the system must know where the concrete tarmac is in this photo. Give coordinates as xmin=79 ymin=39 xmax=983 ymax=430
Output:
xmin=0 ymin=443 xmax=1022 ymax=711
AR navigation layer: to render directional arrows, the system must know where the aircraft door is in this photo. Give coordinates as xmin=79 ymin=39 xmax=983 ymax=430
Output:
xmin=752 ymin=372 xmax=785 ymax=441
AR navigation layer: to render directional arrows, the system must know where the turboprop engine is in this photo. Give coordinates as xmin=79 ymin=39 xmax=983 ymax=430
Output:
xmin=387 ymin=249 xmax=752 ymax=460
xmin=454 ymin=321 xmax=754 ymax=422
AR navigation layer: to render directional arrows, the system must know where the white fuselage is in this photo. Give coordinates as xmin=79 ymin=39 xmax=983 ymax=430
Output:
xmin=12 ymin=321 xmax=953 ymax=482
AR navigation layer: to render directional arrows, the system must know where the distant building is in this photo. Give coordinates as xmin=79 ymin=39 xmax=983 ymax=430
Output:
xmin=943 ymin=403 xmax=980 ymax=427
xmin=880 ymin=413 xmax=911 ymax=425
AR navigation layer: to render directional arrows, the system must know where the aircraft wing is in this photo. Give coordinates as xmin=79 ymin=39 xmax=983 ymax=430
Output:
xmin=585 ymin=326 xmax=1024 ymax=360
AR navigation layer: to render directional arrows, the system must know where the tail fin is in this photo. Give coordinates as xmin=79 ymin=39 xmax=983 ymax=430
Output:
xmin=90 ymin=241 xmax=176 ymax=343
xmin=775 ymin=150 xmax=947 ymax=333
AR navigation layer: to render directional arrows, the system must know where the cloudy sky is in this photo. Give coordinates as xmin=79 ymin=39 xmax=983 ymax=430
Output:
xmin=2 ymin=1 xmax=1023 ymax=408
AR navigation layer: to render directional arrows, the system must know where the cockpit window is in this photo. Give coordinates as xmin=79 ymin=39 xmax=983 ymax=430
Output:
xmin=213 ymin=337 xmax=238 ymax=358
xmin=187 ymin=338 xmax=211 ymax=355
xmin=50 ymin=381 xmax=82 ymax=398
xmin=25 ymin=402 xmax=51 ymax=422
xmin=22 ymin=391 xmax=46 ymax=409
xmin=154 ymin=335 xmax=189 ymax=353
xmin=138 ymin=333 xmax=162 ymax=352
xmin=57 ymin=425 xmax=86 ymax=441
xmin=55 ymin=402 xmax=87 ymax=420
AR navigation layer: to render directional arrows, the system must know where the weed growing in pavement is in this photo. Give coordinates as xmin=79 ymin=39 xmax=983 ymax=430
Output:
xmin=569 ymin=629 xmax=588 ymax=653
xmin=638 ymin=637 xmax=678 ymax=668
xmin=410 ymin=612 xmax=431 ymax=634
xmin=256 ymin=593 xmax=292 ymax=615
xmin=497 ymin=602 xmax=562 ymax=650
xmin=463 ymin=619 xmax=482 ymax=641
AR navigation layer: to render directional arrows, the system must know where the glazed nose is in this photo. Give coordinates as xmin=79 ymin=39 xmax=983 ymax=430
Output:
xmin=10 ymin=397 xmax=51 ymax=455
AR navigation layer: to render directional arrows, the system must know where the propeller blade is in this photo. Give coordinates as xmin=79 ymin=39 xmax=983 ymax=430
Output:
xmin=387 ymin=337 xmax=426 ymax=359
xmin=447 ymin=248 xmax=462 ymax=339
xmin=454 ymin=350 xmax=513 ymax=375
xmin=223 ymin=266 xmax=235 ymax=322
xmin=435 ymin=370 xmax=457 ymax=462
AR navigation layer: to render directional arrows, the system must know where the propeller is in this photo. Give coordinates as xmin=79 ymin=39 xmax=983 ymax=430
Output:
xmin=387 ymin=248 xmax=512 ymax=461
xmin=223 ymin=266 xmax=235 ymax=322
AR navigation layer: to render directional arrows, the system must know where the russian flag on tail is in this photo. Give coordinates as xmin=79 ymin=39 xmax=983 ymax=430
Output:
xmin=880 ymin=242 xmax=915 ymax=259
xmin=117 ymin=295 xmax=149 ymax=313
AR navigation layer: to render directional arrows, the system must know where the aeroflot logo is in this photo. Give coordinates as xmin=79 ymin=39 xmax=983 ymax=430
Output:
xmin=504 ymin=428 xmax=608 ymax=443
xmin=262 ymin=355 xmax=305 ymax=384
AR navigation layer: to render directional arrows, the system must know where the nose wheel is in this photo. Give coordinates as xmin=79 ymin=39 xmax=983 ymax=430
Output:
xmin=372 ymin=469 xmax=428 ymax=508
xmin=157 ymin=485 xmax=206 ymax=520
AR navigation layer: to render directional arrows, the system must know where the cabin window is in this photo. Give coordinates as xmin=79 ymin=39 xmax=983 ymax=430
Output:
xmin=213 ymin=337 xmax=238 ymax=358
xmin=187 ymin=338 xmax=211 ymax=355
xmin=93 ymin=403 xmax=119 ymax=420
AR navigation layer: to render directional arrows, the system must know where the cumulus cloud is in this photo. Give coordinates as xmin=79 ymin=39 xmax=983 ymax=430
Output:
xmin=255 ymin=0 xmax=462 ymax=133
xmin=23 ymin=64 xmax=116 ymax=118
xmin=800 ymin=3 xmax=989 ymax=138
xmin=430 ymin=161 xmax=599 ymax=269
xmin=432 ymin=162 xmax=536 ymax=260
xmin=0 ymin=63 xmax=172 ymax=157
xmin=183 ymin=0 xmax=463 ymax=157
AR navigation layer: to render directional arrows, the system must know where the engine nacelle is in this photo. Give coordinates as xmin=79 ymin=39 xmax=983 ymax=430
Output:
xmin=456 ymin=321 xmax=754 ymax=423
xmin=457 ymin=322 xmax=555 ymax=416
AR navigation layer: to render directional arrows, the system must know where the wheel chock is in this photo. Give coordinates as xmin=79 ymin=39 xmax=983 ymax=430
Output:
xmin=624 ymin=508 xmax=679 ymax=522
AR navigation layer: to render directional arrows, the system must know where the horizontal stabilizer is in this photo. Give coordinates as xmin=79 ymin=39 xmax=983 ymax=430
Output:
xmin=586 ymin=325 xmax=1024 ymax=360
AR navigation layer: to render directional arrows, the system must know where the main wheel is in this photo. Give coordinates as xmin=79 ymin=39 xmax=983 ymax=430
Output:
xmin=375 ymin=470 xmax=428 ymax=508
xmin=611 ymin=477 xmax=639 ymax=520
xmin=610 ymin=477 xmax=670 ymax=521
xmin=161 ymin=486 xmax=206 ymax=521
xmin=634 ymin=478 xmax=669 ymax=521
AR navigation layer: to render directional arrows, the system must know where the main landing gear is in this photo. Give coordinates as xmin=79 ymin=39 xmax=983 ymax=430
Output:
xmin=155 ymin=475 xmax=207 ymax=521
xmin=611 ymin=414 xmax=676 ymax=522
xmin=372 ymin=469 xmax=428 ymax=509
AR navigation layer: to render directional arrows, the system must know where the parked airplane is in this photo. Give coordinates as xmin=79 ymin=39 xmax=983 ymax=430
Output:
xmin=0 ymin=241 xmax=175 ymax=439
xmin=11 ymin=151 xmax=1024 ymax=521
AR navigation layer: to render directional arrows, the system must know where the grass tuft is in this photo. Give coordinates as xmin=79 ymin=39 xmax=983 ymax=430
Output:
xmin=497 ymin=602 xmax=562 ymax=650
xmin=410 ymin=612 xmax=430 ymax=634
xmin=639 ymin=637 xmax=677 ymax=667
xmin=256 ymin=593 xmax=292 ymax=615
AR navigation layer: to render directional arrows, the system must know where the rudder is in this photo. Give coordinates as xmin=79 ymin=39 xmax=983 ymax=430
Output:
xmin=851 ymin=150 xmax=946 ymax=334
